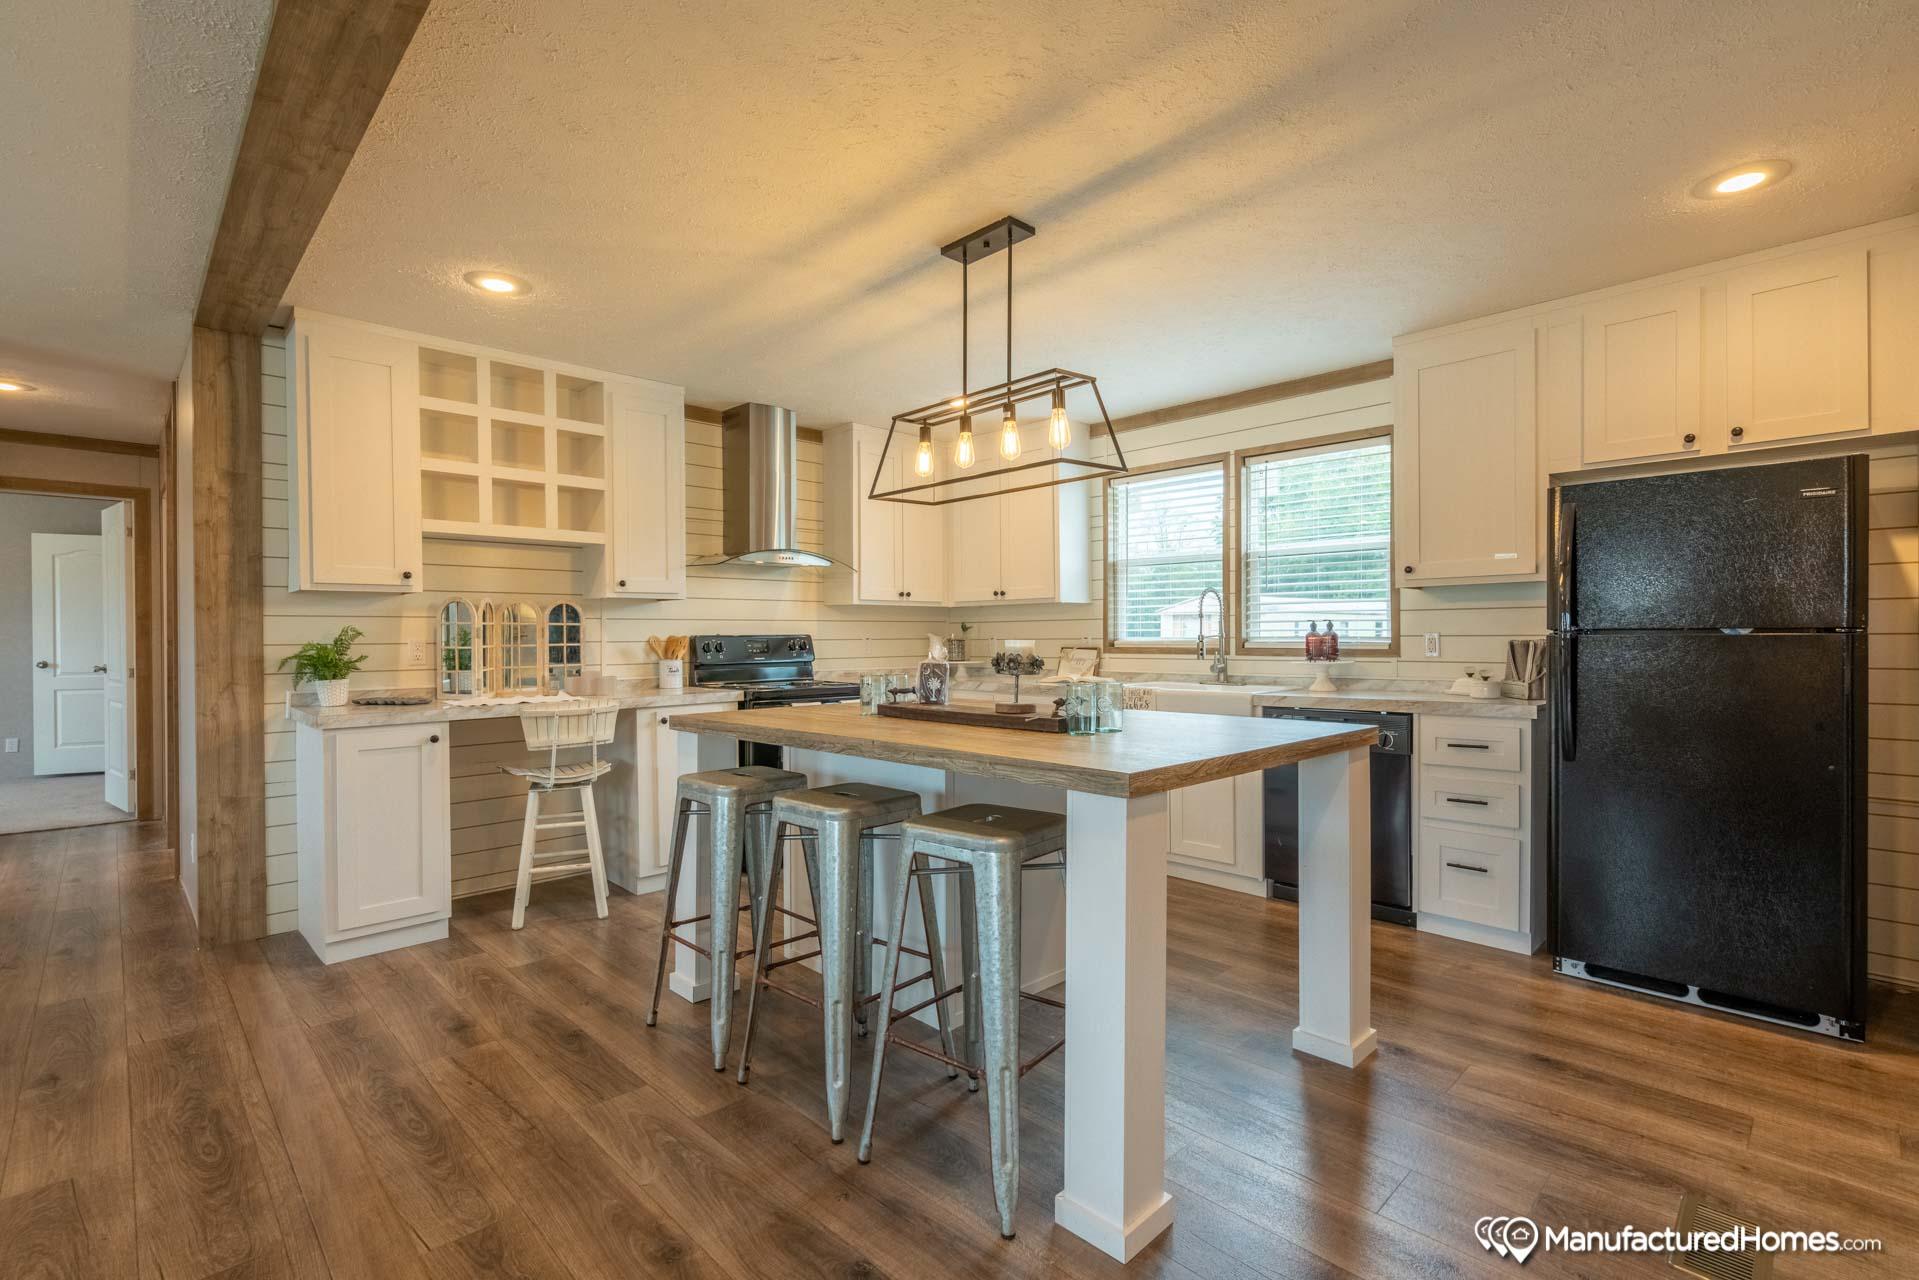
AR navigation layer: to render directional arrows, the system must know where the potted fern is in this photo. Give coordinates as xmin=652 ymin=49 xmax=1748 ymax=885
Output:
xmin=278 ymin=625 xmax=371 ymax=707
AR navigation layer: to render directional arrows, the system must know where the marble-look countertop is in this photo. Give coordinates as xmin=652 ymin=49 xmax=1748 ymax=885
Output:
xmin=284 ymin=685 xmax=740 ymax=730
xmin=1251 ymin=690 xmax=1543 ymax=719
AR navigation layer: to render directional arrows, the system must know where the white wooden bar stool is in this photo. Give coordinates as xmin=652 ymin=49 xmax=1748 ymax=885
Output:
xmin=501 ymin=699 xmax=618 ymax=929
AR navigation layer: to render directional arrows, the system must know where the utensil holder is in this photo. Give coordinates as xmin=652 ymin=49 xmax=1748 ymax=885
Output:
xmin=658 ymin=659 xmax=684 ymax=691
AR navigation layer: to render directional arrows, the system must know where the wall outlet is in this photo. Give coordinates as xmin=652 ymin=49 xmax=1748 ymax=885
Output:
xmin=406 ymin=639 xmax=430 ymax=666
xmin=1423 ymin=632 xmax=1442 ymax=658
xmin=2 ymin=737 xmax=16 ymax=753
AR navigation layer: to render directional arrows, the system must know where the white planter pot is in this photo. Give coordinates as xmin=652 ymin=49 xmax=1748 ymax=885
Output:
xmin=312 ymin=678 xmax=350 ymax=707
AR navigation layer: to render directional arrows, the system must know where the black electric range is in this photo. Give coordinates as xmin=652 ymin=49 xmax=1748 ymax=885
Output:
xmin=689 ymin=634 xmax=860 ymax=764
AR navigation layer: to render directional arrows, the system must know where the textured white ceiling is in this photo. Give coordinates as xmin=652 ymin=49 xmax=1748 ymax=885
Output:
xmin=0 ymin=0 xmax=271 ymax=442
xmin=287 ymin=0 xmax=1919 ymax=427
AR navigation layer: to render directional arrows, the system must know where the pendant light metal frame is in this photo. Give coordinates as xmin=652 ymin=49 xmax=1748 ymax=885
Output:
xmin=870 ymin=216 xmax=1129 ymax=507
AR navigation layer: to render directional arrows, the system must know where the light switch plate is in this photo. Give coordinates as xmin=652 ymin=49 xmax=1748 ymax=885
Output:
xmin=1423 ymin=632 xmax=1441 ymax=658
xmin=2 ymin=737 xmax=16 ymax=753
xmin=406 ymin=639 xmax=430 ymax=666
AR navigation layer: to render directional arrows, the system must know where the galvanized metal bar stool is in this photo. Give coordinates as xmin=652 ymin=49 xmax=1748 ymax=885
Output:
xmin=503 ymin=699 xmax=620 ymax=930
xmin=857 ymin=803 xmax=1067 ymax=1239
xmin=645 ymin=765 xmax=809 ymax=1070
xmin=734 ymin=782 xmax=963 ymax=1143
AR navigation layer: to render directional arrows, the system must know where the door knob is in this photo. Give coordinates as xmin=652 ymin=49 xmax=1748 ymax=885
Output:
xmin=1683 ymin=432 xmax=1697 ymax=445
xmin=402 ymin=570 xmax=414 ymax=580
xmin=35 ymin=660 xmax=50 ymax=669
xmin=93 ymin=664 xmax=108 ymax=673
xmin=1730 ymin=426 xmax=1745 ymax=439
xmin=428 ymin=734 xmax=440 ymax=744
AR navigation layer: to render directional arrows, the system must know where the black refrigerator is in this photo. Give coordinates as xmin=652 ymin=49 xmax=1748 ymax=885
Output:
xmin=1548 ymin=455 xmax=1868 ymax=1040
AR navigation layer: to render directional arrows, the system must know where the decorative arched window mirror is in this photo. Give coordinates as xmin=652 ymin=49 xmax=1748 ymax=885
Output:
xmin=477 ymin=599 xmax=545 ymax=694
xmin=546 ymin=602 xmax=583 ymax=688
xmin=438 ymin=598 xmax=478 ymax=695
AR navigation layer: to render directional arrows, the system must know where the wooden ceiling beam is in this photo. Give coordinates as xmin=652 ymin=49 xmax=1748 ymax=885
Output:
xmin=186 ymin=0 xmax=428 ymax=947
xmin=195 ymin=0 xmax=431 ymax=334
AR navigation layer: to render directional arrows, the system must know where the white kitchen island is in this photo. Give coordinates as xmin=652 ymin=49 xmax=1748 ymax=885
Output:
xmin=664 ymin=702 xmax=1377 ymax=1263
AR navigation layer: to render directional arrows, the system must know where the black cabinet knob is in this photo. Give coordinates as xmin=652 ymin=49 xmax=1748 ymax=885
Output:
xmin=402 ymin=570 xmax=413 ymax=580
xmin=905 ymin=591 xmax=912 ymax=598
xmin=1730 ymin=426 xmax=1745 ymax=439
xmin=428 ymin=734 xmax=440 ymax=744
xmin=1683 ymin=432 xmax=1696 ymax=445
xmin=618 ymin=579 xmax=627 ymax=588
xmin=1403 ymin=565 xmax=1414 ymax=574
xmin=659 ymin=716 xmax=668 ymax=725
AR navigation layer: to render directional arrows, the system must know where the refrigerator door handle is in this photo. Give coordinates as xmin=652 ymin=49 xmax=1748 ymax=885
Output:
xmin=1558 ymin=632 xmax=1576 ymax=762
xmin=1555 ymin=500 xmax=1577 ymax=632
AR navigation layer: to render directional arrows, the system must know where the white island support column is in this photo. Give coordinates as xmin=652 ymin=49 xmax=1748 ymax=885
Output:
xmin=1293 ymin=745 xmax=1377 ymax=1066
xmin=1054 ymin=789 xmax=1176 ymax=1262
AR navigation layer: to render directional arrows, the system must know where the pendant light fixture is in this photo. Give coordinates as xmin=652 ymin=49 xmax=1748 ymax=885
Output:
xmin=871 ymin=216 xmax=1129 ymax=506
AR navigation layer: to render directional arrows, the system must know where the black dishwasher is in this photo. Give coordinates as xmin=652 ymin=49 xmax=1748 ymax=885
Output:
xmin=1261 ymin=707 xmax=1415 ymax=925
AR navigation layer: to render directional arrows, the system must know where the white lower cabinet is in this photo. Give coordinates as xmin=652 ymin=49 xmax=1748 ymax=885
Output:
xmin=1413 ymin=713 xmax=1545 ymax=953
xmin=602 ymin=700 xmax=733 ymax=892
xmin=1152 ymin=689 xmax=1267 ymax=893
xmin=296 ymin=721 xmax=452 ymax=963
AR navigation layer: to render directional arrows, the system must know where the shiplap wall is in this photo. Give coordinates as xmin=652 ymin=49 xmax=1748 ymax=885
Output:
xmin=259 ymin=330 xmax=947 ymax=931
xmin=1867 ymin=452 xmax=1919 ymax=986
xmin=958 ymin=377 xmax=1548 ymax=685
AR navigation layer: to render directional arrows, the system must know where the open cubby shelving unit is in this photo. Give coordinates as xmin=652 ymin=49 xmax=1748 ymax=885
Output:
xmin=417 ymin=346 xmax=609 ymax=543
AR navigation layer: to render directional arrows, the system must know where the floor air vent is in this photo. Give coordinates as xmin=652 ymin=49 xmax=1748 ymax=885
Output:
xmin=1671 ymin=1196 xmax=1773 ymax=1280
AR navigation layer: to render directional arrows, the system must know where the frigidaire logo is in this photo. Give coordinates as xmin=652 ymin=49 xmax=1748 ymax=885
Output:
xmin=1476 ymin=1216 xmax=1540 ymax=1264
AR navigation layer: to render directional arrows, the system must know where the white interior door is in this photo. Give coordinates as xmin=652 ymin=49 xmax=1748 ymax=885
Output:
xmin=100 ymin=503 xmax=135 ymax=812
xmin=30 ymin=532 xmax=106 ymax=776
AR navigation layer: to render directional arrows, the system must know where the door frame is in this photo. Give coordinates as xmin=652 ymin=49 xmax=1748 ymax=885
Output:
xmin=3 ymin=477 xmax=161 ymax=829
xmin=29 ymin=529 xmax=107 ymax=776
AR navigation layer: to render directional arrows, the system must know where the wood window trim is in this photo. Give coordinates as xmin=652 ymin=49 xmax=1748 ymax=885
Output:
xmin=1102 ymin=453 xmax=1233 ymax=655
xmin=1234 ymin=426 xmax=1399 ymax=658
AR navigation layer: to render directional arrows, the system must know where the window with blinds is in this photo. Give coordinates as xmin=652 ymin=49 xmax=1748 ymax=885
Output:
xmin=1106 ymin=462 xmax=1226 ymax=646
xmin=1240 ymin=437 xmax=1393 ymax=650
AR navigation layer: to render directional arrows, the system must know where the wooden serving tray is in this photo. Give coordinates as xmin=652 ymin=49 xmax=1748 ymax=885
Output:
xmin=878 ymin=701 xmax=1067 ymax=733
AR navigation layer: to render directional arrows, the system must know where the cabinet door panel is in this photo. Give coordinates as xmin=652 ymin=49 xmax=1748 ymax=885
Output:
xmin=998 ymin=479 xmax=1058 ymax=601
xmin=901 ymin=485 xmax=946 ymax=604
xmin=333 ymin=725 xmax=448 ymax=930
xmin=857 ymin=439 xmax=902 ymax=602
xmin=948 ymin=476 xmax=1003 ymax=605
xmin=1395 ymin=322 xmax=1538 ymax=581
xmin=296 ymin=322 xmax=420 ymax=590
xmin=1168 ymin=777 xmax=1238 ymax=867
xmin=1727 ymin=248 xmax=1869 ymax=445
xmin=1581 ymin=283 xmax=1701 ymax=463
xmin=601 ymin=385 xmax=686 ymax=598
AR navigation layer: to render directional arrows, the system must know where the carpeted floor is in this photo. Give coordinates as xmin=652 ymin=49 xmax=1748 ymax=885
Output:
xmin=0 ymin=773 xmax=128 ymax=835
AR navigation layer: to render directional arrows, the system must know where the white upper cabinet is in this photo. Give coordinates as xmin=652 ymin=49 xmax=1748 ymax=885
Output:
xmin=1580 ymin=281 xmax=1702 ymax=464
xmin=585 ymin=383 xmax=686 ymax=599
xmin=1726 ymin=247 xmax=1870 ymax=447
xmin=824 ymin=425 xmax=945 ymax=605
xmin=1393 ymin=321 xmax=1538 ymax=583
xmin=946 ymin=426 xmax=1090 ymax=605
xmin=287 ymin=314 xmax=422 ymax=592
xmin=285 ymin=310 xmax=686 ymax=596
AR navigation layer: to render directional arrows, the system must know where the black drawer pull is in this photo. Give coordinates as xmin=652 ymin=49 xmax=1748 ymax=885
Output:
xmin=1445 ymin=741 xmax=1491 ymax=750
xmin=1445 ymin=861 xmax=1489 ymax=874
xmin=1444 ymin=796 xmax=1490 ymax=806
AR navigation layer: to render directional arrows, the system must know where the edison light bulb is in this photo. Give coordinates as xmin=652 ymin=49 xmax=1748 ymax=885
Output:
xmin=1047 ymin=388 xmax=1070 ymax=449
xmin=914 ymin=427 xmax=935 ymax=478
xmin=954 ymin=416 xmax=976 ymax=469
xmin=998 ymin=404 xmax=1022 ymax=461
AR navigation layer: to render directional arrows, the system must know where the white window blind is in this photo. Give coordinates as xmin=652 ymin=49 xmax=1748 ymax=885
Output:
xmin=1240 ymin=438 xmax=1392 ymax=648
xmin=1106 ymin=463 xmax=1226 ymax=645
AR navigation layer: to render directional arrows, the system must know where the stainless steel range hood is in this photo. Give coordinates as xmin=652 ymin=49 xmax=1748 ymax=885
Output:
xmin=689 ymin=402 xmax=835 ymax=568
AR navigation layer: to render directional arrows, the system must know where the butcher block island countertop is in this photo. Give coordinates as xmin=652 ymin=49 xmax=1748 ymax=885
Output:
xmin=664 ymin=701 xmax=1377 ymax=796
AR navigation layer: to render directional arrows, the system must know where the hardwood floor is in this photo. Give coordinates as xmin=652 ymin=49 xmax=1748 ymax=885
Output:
xmin=3 ymin=822 xmax=1917 ymax=1279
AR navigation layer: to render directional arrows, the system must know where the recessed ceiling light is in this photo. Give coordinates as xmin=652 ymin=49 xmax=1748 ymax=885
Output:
xmin=462 ymin=270 xmax=530 ymax=296
xmin=1692 ymin=160 xmax=1792 ymax=200
xmin=0 ymin=380 xmax=35 ymax=392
